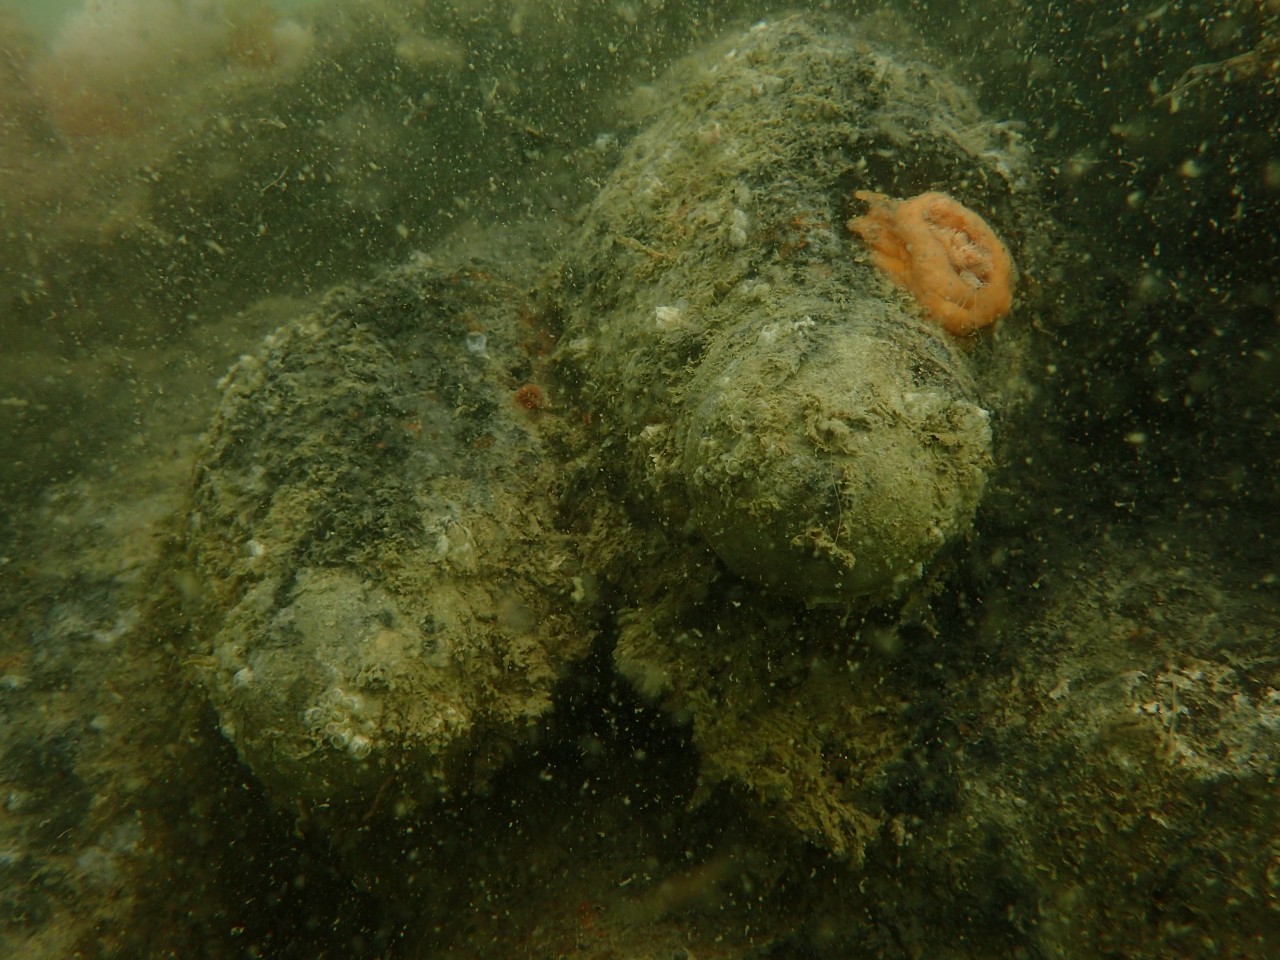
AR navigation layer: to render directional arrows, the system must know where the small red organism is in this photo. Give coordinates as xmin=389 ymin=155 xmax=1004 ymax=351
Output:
xmin=513 ymin=383 xmax=546 ymax=412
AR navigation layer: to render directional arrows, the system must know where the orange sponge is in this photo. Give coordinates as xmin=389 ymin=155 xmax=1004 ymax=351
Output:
xmin=848 ymin=190 xmax=1015 ymax=336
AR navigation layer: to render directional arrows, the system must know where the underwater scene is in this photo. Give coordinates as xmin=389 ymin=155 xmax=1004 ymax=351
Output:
xmin=1 ymin=1 xmax=1277 ymax=957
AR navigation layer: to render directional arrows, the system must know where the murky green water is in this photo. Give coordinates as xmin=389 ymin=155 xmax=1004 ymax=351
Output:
xmin=1 ymin=2 xmax=1277 ymax=958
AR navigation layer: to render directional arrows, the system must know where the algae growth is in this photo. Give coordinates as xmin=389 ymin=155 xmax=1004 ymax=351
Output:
xmin=1 ymin=3 xmax=1277 ymax=959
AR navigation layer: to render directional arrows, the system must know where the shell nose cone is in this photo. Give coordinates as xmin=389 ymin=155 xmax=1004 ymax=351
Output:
xmin=683 ymin=307 xmax=992 ymax=606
